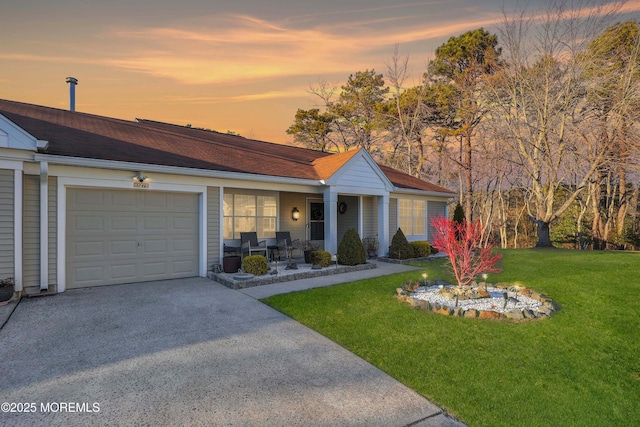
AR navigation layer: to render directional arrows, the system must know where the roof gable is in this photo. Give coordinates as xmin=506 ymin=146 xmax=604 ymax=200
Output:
xmin=315 ymin=148 xmax=393 ymax=191
xmin=0 ymin=113 xmax=42 ymax=151
xmin=312 ymin=149 xmax=360 ymax=180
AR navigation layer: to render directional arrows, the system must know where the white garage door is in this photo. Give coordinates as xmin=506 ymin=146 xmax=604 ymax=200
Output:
xmin=66 ymin=188 xmax=199 ymax=289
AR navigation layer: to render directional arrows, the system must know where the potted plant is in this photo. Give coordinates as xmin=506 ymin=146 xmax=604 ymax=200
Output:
xmin=0 ymin=277 xmax=15 ymax=305
xmin=362 ymin=236 xmax=379 ymax=259
xmin=301 ymin=240 xmax=319 ymax=264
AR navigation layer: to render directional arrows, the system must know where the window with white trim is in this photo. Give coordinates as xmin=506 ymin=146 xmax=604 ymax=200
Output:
xmin=399 ymin=199 xmax=426 ymax=236
xmin=223 ymin=193 xmax=277 ymax=239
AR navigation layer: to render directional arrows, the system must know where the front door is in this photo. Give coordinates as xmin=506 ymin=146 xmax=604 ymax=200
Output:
xmin=307 ymin=199 xmax=324 ymax=241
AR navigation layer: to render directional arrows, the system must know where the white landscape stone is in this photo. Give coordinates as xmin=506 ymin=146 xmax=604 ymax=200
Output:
xmin=410 ymin=286 xmax=543 ymax=314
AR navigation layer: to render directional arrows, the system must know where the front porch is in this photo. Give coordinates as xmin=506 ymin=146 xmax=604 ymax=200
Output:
xmin=222 ymin=189 xmax=388 ymax=263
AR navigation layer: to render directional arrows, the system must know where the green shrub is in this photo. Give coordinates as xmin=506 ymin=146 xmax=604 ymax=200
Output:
xmin=337 ymin=228 xmax=367 ymax=266
xmin=310 ymin=250 xmax=332 ymax=267
xmin=389 ymin=228 xmax=414 ymax=259
xmin=410 ymin=240 xmax=431 ymax=258
xmin=242 ymin=255 xmax=268 ymax=276
xmin=453 ymin=202 xmax=465 ymax=224
xmin=452 ymin=203 xmax=465 ymax=240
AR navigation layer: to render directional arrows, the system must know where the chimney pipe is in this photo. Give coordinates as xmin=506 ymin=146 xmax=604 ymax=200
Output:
xmin=65 ymin=77 xmax=78 ymax=111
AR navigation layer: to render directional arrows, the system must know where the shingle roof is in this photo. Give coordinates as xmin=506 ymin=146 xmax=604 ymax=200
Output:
xmin=311 ymin=149 xmax=361 ymax=180
xmin=0 ymin=99 xmax=453 ymax=194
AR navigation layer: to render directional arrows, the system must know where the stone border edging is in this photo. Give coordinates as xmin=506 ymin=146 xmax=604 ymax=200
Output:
xmin=396 ymin=283 xmax=557 ymax=321
xmin=211 ymin=263 xmax=377 ymax=290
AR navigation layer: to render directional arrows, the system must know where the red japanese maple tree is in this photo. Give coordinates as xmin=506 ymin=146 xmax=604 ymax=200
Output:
xmin=431 ymin=217 xmax=502 ymax=287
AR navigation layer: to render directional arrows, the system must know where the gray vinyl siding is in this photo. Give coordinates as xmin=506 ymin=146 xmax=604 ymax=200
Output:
xmin=23 ymin=175 xmax=39 ymax=289
xmin=48 ymin=177 xmax=57 ymax=286
xmin=337 ymin=195 xmax=359 ymax=244
xmin=337 ymin=157 xmax=387 ymax=190
xmin=427 ymin=201 xmax=447 ymax=242
xmin=0 ymin=169 xmax=14 ymax=279
xmin=362 ymin=196 xmax=377 ymax=238
xmin=389 ymin=198 xmax=398 ymax=235
xmin=207 ymin=186 xmax=220 ymax=270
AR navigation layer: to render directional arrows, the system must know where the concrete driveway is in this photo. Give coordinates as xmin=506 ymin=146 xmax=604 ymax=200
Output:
xmin=0 ymin=278 xmax=462 ymax=426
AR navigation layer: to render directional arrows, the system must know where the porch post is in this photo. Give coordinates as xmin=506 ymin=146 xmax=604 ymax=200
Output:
xmin=323 ymin=187 xmax=338 ymax=255
xmin=377 ymin=194 xmax=389 ymax=258
xmin=358 ymin=196 xmax=363 ymax=237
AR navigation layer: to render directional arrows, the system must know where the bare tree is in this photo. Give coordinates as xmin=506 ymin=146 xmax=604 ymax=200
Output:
xmin=581 ymin=20 xmax=640 ymax=248
xmin=384 ymin=46 xmax=428 ymax=176
xmin=490 ymin=0 xmax=623 ymax=247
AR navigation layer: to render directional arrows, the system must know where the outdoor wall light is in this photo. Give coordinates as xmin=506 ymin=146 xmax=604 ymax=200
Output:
xmin=292 ymin=207 xmax=300 ymax=221
xmin=133 ymin=172 xmax=148 ymax=183
xmin=132 ymin=172 xmax=150 ymax=188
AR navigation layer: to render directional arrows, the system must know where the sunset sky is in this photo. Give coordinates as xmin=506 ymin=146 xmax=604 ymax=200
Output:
xmin=2 ymin=0 xmax=639 ymax=143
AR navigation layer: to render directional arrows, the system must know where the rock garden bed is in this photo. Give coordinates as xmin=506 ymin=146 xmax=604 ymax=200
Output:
xmin=396 ymin=280 xmax=557 ymax=320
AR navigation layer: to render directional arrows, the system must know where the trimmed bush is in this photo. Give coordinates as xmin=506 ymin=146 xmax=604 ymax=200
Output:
xmin=242 ymin=255 xmax=268 ymax=276
xmin=310 ymin=250 xmax=332 ymax=267
xmin=453 ymin=202 xmax=465 ymax=225
xmin=337 ymin=228 xmax=367 ymax=266
xmin=389 ymin=228 xmax=414 ymax=259
xmin=411 ymin=240 xmax=432 ymax=258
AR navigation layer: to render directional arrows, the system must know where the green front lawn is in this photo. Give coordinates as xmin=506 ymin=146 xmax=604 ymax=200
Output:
xmin=262 ymin=249 xmax=640 ymax=426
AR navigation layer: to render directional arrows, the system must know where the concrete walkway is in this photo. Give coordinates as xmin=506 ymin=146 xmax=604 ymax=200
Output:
xmin=0 ymin=264 xmax=465 ymax=426
xmin=239 ymin=261 xmax=421 ymax=299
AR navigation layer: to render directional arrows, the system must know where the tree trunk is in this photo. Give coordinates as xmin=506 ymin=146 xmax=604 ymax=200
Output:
xmin=458 ymin=135 xmax=464 ymax=207
xmin=591 ymin=181 xmax=604 ymax=250
xmin=592 ymin=209 xmax=606 ymax=250
xmin=616 ymin=166 xmax=627 ymax=237
xmin=535 ymin=220 xmax=553 ymax=248
xmin=464 ymin=131 xmax=473 ymax=223
xmin=616 ymin=126 xmax=629 ymax=238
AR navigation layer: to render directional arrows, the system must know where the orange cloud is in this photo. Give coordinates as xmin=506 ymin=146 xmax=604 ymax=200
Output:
xmin=160 ymin=89 xmax=311 ymax=104
xmin=105 ymin=11 xmax=505 ymax=85
xmin=0 ymin=52 xmax=106 ymax=65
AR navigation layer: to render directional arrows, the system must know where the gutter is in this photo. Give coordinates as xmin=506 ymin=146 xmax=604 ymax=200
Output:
xmin=33 ymin=154 xmax=322 ymax=187
xmin=32 ymin=154 xmax=456 ymax=197
xmin=392 ymin=187 xmax=456 ymax=198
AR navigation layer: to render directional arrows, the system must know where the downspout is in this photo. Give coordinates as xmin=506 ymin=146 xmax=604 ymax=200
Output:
xmin=219 ymin=186 xmax=225 ymax=266
xmin=14 ymin=169 xmax=23 ymax=293
xmin=40 ymin=161 xmax=48 ymax=291
xmin=200 ymin=190 xmax=207 ymax=277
